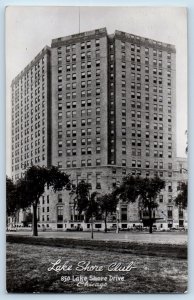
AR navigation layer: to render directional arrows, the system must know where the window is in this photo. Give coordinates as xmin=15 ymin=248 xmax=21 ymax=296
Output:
xmin=81 ymin=148 xmax=86 ymax=155
xmin=81 ymin=160 xmax=86 ymax=167
xmin=145 ymin=47 xmax=149 ymax=55
xmin=81 ymin=138 xmax=86 ymax=145
xmin=66 ymin=140 xmax=71 ymax=147
xmin=66 ymin=111 xmax=71 ymax=118
xmin=58 ymin=141 xmax=62 ymax=148
xmin=122 ymin=147 xmax=126 ymax=154
xmin=66 ymin=149 xmax=71 ymax=156
xmin=72 ymin=160 xmax=76 ymax=167
xmin=132 ymin=160 xmax=136 ymax=167
xmin=87 ymin=147 xmax=92 ymax=154
xmin=168 ymin=151 xmax=172 ymax=158
xmin=58 ymin=150 xmax=62 ymax=157
xmin=131 ymin=139 xmax=136 ymax=146
xmin=159 ymin=195 xmax=163 ymax=203
xmin=81 ymin=119 xmax=86 ymax=126
xmin=96 ymin=127 xmax=100 ymax=134
xmin=58 ymin=131 xmax=63 ymax=139
xmin=87 ymin=118 xmax=91 ymax=125
xmin=96 ymin=107 xmax=100 ymax=115
xmin=72 ymin=139 xmax=77 ymax=146
xmin=96 ymin=159 xmax=101 ymax=166
xmin=96 ymin=60 xmax=100 ymax=67
xmin=167 ymin=206 xmax=173 ymax=219
xmin=85 ymin=159 xmax=91 ymax=167
xmin=96 ymin=117 xmax=100 ymax=125
xmin=96 ymin=146 xmax=101 ymax=154
xmin=122 ymin=128 xmax=126 ymax=136
xmin=94 ymin=136 xmax=100 ymax=145
xmin=80 ymin=100 xmax=86 ymax=108
xmin=96 ymin=39 xmax=100 ymax=47
xmin=57 ymin=206 xmax=63 ymax=221
xmin=122 ymin=159 xmax=126 ymax=166
xmin=72 ymin=120 xmax=76 ymax=127
xmin=145 ymin=149 xmax=150 ymax=157
xmin=81 ymin=129 xmax=86 ymax=136
xmin=87 ymin=128 xmax=91 ymax=135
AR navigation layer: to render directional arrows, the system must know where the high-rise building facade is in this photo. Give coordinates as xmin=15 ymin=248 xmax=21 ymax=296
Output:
xmin=10 ymin=28 xmax=187 ymax=230
xmin=11 ymin=46 xmax=52 ymax=181
xmin=51 ymin=28 xmax=176 ymax=173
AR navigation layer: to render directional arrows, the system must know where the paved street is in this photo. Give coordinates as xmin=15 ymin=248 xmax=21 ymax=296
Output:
xmin=7 ymin=230 xmax=187 ymax=245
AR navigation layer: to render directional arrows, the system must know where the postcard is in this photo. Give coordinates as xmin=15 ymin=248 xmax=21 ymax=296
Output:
xmin=6 ymin=6 xmax=188 ymax=293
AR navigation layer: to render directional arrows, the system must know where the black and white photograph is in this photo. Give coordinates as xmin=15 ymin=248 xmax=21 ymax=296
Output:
xmin=6 ymin=6 xmax=188 ymax=293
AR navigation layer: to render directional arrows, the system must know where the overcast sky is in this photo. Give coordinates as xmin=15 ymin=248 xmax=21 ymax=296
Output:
xmin=6 ymin=6 xmax=187 ymax=176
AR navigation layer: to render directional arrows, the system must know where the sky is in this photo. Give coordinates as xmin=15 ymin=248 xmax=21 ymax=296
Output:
xmin=5 ymin=6 xmax=188 ymax=176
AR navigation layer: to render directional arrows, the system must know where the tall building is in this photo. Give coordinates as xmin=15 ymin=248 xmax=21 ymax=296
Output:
xmin=10 ymin=28 xmax=187 ymax=230
xmin=11 ymin=46 xmax=52 ymax=181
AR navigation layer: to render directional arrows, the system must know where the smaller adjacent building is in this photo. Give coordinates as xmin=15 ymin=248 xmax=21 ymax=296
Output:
xmin=35 ymin=157 xmax=187 ymax=231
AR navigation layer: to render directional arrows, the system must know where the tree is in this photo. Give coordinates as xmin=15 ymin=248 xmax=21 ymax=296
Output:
xmin=137 ymin=176 xmax=165 ymax=234
xmin=70 ymin=180 xmax=98 ymax=239
xmin=16 ymin=165 xmax=70 ymax=236
xmin=97 ymin=193 xmax=118 ymax=233
xmin=6 ymin=176 xmax=20 ymax=225
xmin=175 ymin=182 xmax=187 ymax=209
xmin=113 ymin=175 xmax=141 ymax=203
xmin=113 ymin=175 xmax=165 ymax=234
xmin=111 ymin=176 xmax=143 ymax=233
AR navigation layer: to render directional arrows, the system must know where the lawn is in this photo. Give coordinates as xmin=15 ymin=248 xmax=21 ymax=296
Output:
xmin=6 ymin=242 xmax=187 ymax=293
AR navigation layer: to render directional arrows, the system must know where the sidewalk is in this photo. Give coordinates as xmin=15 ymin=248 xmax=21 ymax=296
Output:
xmin=6 ymin=230 xmax=187 ymax=245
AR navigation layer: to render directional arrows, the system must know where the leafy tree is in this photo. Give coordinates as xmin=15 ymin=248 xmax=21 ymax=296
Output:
xmin=113 ymin=175 xmax=165 ymax=234
xmin=175 ymin=182 xmax=187 ymax=209
xmin=113 ymin=175 xmax=141 ymax=203
xmin=97 ymin=193 xmax=118 ymax=233
xmin=6 ymin=176 xmax=19 ymax=218
xmin=16 ymin=165 xmax=70 ymax=236
xmin=137 ymin=176 xmax=165 ymax=234
xmin=70 ymin=180 xmax=98 ymax=239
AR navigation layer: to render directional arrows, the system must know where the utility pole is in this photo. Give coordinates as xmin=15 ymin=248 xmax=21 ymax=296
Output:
xmin=89 ymin=190 xmax=94 ymax=239
xmin=116 ymin=206 xmax=119 ymax=234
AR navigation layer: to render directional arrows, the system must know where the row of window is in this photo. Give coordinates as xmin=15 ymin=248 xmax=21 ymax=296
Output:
xmin=131 ymin=148 xmax=171 ymax=158
xmin=131 ymin=121 xmax=172 ymax=131
xmin=60 ymin=158 xmax=103 ymax=168
xmin=12 ymin=143 xmax=45 ymax=158
xmin=130 ymin=131 xmax=170 ymax=139
xmin=58 ymin=62 xmax=101 ymax=73
xmin=121 ymin=42 xmax=172 ymax=59
xmin=122 ymin=71 xmax=171 ymax=82
xmin=57 ymin=40 xmax=100 ymax=54
xmin=59 ymin=137 xmax=102 ymax=148
xmin=59 ymin=98 xmax=100 ymax=109
xmin=13 ymin=135 xmax=45 ymax=151
xmin=64 ymin=146 xmax=101 ymax=157
xmin=130 ymin=137 xmax=172 ymax=147
xmin=12 ymin=58 xmax=45 ymax=87
xmin=58 ymin=158 xmax=174 ymax=169
xmin=131 ymin=160 xmax=172 ymax=169
xmin=12 ymin=92 xmax=46 ymax=109
xmin=59 ymin=73 xmax=101 ymax=85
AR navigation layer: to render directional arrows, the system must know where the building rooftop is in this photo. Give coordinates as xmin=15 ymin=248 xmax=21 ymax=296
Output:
xmin=11 ymin=45 xmax=51 ymax=86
